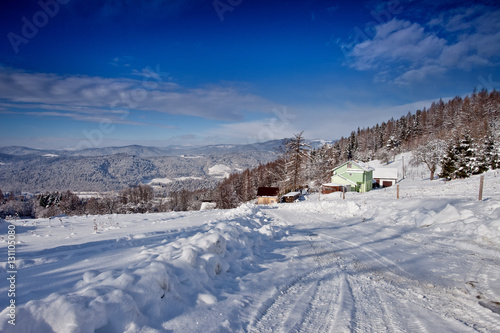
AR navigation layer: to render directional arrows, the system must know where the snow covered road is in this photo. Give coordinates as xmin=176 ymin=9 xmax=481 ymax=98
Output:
xmin=246 ymin=204 xmax=500 ymax=333
xmin=1 ymin=172 xmax=500 ymax=332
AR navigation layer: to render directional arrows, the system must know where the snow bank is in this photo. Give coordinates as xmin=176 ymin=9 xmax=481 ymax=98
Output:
xmin=416 ymin=204 xmax=461 ymax=228
xmin=408 ymin=192 xmax=500 ymax=244
xmin=0 ymin=204 xmax=285 ymax=332
xmin=279 ymin=199 xmax=365 ymax=218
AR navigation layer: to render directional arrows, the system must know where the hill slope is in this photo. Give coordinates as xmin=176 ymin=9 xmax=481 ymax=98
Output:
xmin=1 ymin=170 xmax=499 ymax=332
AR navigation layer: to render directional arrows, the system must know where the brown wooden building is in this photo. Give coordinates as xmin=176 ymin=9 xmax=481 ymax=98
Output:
xmin=282 ymin=191 xmax=301 ymax=203
xmin=257 ymin=187 xmax=280 ymax=205
xmin=321 ymin=183 xmax=350 ymax=194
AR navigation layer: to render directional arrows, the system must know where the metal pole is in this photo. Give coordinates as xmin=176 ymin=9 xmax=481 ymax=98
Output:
xmin=479 ymin=175 xmax=484 ymax=201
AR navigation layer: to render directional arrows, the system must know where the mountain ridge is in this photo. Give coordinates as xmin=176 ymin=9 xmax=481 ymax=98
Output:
xmin=2 ymin=140 xmax=330 ymax=193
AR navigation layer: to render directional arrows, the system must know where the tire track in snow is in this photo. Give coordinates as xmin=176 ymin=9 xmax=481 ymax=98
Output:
xmin=321 ymin=232 xmax=415 ymax=281
xmin=371 ymin=286 xmax=407 ymax=333
xmin=246 ymin=266 xmax=341 ymax=333
xmin=329 ymin=273 xmax=356 ymax=333
xmin=295 ymin=276 xmax=341 ymax=333
xmin=327 ymin=232 xmax=500 ymax=331
xmin=246 ymin=230 xmax=348 ymax=333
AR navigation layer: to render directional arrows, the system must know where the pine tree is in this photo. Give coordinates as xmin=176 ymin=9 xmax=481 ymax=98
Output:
xmin=454 ymin=133 xmax=474 ymax=178
xmin=439 ymin=141 xmax=457 ymax=180
xmin=386 ymin=135 xmax=399 ymax=162
xmin=484 ymin=130 xmax=500 ymax=170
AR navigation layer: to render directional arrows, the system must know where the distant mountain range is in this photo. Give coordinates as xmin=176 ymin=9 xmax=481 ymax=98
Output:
xmin=0 ymin=140 xmax=334 ymax=193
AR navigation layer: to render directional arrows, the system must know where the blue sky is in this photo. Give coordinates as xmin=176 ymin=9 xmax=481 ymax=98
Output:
xmin=1 ymin=0 xmax=500 ymax=149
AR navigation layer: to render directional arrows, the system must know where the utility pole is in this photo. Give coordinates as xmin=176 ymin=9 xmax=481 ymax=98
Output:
xmin=402 ymin=156 xmax=405 ymax=179
xmin=479 ymin=175 xmax=484 ymax=201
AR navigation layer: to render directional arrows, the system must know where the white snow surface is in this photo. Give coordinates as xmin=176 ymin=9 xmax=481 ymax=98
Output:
xmin=208 ymin=164 xmax=231 ymax=178
xmin=1 ymin=171 xmax=500 ymax=332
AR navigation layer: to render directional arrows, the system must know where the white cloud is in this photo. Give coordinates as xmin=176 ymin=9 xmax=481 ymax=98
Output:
xmin=350 ymin=19 xmax=445 ymax=71
xmin=0 ymin=67 xmax=276 ymax=125
xmin=348 ymin=5 xmax=500 ymax=84
xmin=394 ymin=65 xmax=447 ymax=85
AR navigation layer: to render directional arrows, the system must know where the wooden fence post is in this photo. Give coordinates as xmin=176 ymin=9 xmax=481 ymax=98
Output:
xmin=479 ymin=175 xmax=484 ymax=201
xmin=397 ymin=184 xmax=400 ymax=199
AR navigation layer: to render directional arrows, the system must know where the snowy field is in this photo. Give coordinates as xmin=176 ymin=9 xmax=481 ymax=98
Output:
xmin=1 ymin=170 xmax=500 ymax=332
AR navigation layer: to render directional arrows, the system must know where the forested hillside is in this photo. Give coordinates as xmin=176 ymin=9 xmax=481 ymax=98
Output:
xmin=0 ymin=146 xmax=279 ymax=192
xmin=200 ymin=89 xmax=500 ymax=209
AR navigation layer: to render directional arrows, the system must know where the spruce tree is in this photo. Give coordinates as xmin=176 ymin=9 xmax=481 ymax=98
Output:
xmin=454 ymin=134 xmax=474 ymax=178
xmin=439 ymin=142 xmax=457 ymax=180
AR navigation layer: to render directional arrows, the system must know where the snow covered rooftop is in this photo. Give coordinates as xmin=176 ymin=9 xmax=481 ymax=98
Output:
xmin=322 ymin=183 xmax=343 ymax=187
xmin=333 ymin=160 xmax=375 ymax=172
xmin=373 ymin=168 xmax=399 ymax=179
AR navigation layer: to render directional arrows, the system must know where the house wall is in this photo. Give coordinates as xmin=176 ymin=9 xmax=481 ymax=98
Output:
xmin=333 ymin=163 xmax=365 ymax=182
xmin=331 ymin=175 xmax=356 ymax=190
xmin=361 ymin=171 xmax=373 ymax=193
xmin=257 ymin=197 xmax=277 ymax=205
xmin=375 ymin=178 xmax=396 ymax=187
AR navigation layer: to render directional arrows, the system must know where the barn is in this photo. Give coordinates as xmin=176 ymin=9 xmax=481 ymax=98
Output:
xmin=257 ymin=187 xmax=280 ymax=205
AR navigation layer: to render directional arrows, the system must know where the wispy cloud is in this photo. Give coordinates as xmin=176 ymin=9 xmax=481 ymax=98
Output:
xmin=348 ymin=4 xmax=500 ymax=84
xmin=0 ymin=67 xmax=276 ymax=125
xmin=205 ymin=118 xmax=299 ymax=145
xmin=351 ymin=19 xmax=446 ymax=71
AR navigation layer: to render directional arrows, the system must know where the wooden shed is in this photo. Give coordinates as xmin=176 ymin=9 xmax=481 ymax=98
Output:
xmin=321 ymin=183 xmax=350 ymax=194
xmin=257 ymin=187 xmax=280 ymax=205
xmin=282 ymin=191 xmax=301 ymax=203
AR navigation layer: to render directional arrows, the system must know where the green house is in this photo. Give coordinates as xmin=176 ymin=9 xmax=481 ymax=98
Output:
xmin=331 ymin=161 xmax=374 ymax=193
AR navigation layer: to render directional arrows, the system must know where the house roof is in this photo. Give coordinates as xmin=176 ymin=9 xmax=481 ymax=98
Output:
xmin=373 ymin=168 xmax=398 ymax=179
xmin=332 ymin=160 xmax=374 ymax=172
xmin=283 ymin=191 xmax=300 ymax=197
xmin=257 ymin=187 xmax=279 ymax=197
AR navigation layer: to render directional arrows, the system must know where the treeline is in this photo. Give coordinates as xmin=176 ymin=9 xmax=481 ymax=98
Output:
xmin=0 ymin=185 xmax=169 ymax=219
xmin=331 ymin=89 xmax=500 ymax=165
